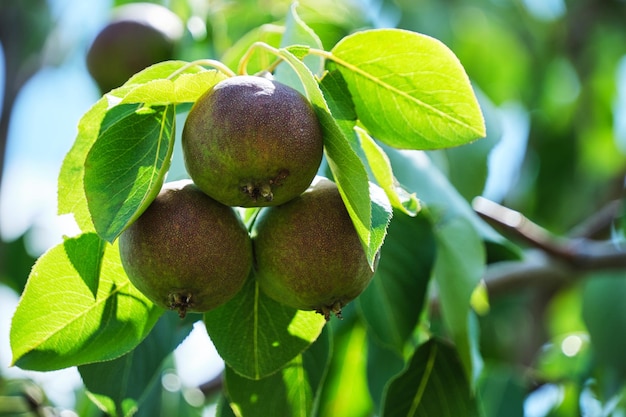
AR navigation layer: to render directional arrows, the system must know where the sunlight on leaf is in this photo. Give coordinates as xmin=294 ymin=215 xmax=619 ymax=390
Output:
xmin=204 ymin=277 xmax=326 ymax=380
xmin=356 ymin=127 xmax=420 ymax=216
xmin=10 ymin=234 xmax=162 ymax=371
xmin=330 ymin=29 xmax=485 ymax=150
xmin=84 ymin=104 xmax=175 ymax=242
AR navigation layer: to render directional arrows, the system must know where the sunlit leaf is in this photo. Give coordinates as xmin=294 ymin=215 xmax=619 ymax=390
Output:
xmin=84 ymin=104 xmax=175 ymax=242
xmin=356 ymin=128 xmax=420 ymax=216
xmin=10 ymin=233 xmax=162 ymax=371
xmin=204 ymin=277 xmax=326 ymax=380
xmin=330 ymin=29 xmax=485 ymax=150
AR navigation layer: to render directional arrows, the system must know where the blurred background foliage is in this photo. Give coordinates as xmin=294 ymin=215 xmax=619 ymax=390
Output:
xmin=1 ymin=0 xmax=626 ymax=415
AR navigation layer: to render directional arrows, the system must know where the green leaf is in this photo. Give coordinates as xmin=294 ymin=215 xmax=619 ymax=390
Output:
xmin=330 ymin=28 xmax=485 ymax=150
xmin=275 ymin=2 xmax=324 ymax=89
xmin=356 ymin=127 xmax=420 ymax=216
xmin=58 ymin=61 xmax=213 ymax=234
xmin=79 ymin=313 xmax=197 ymax=417
xmin=382 ymin=339 xmax=480 ymax=417
xmin=204 ymin=277 xmax=326 ymax=380
xmin=119 ymin=70 xmax=227 ymax=105
xmin=84 ymin=104 xmax=176 ymax=242
xmin=276 ymin=48 xmax=390 ymax=266
xmin=358 ymin=212 xmax=435 ymax=354
xmin=433 ymin=216 xmax=485 ymax=383
xmin=58 ymin=94 xmax=126 ymax=233
xmin=10 ymin=233 xmax=162 ymax=371
xmin=122 ymin=60 xmax=208 ymax=86
xmin=224 ymin=329 xmax=331 ymax=417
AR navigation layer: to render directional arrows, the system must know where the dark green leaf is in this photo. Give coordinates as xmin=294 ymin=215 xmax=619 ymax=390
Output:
xmin=84 ymin=104 xmax=175 ymax=242
xmin=382 ymin=339 xmax=479 ymax=417
xmin=204 ymin=277 xmax=326 ymax=380
xmin=79 ymin=313 xmax=198 ymax=417
xmin=10 ymin=233 xmax=162 ymax=371
xmin=366 ymin=334 xmax=405 ymax=413
xmin=358 ymin=211 xmax=435 ymax=354
xmin=477 ymin=365 xmax=525 ymax=417
xmin=330 ymin=28 xmax=486 ymax=150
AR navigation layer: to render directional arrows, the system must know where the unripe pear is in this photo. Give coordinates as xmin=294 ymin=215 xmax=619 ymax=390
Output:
xmin=252 ymin=177 xmax=377 ymax=319
xmin=182 ymin=75 xmax=324 ymax=207
xmin=86 ymin=2 xmax=183 ymax=93
xmin=119 ymin=180 xmax=252 ymax=317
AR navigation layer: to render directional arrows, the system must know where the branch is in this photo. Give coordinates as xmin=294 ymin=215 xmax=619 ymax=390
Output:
xmin=473 ymin=197 xmax=626 ymax=296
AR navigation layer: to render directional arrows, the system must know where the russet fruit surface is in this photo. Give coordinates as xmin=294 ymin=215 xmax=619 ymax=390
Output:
xmin=119 ymin=180 xmax=252 ymax=317
xmin=252 ymin=177 xmax=376 ymax=319
xmin=182 ymin=75 xmax=323 ymax=207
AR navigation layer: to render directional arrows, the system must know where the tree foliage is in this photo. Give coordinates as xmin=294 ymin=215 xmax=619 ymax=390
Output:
xmin=2 ymin=0 xmax=626 ymax=416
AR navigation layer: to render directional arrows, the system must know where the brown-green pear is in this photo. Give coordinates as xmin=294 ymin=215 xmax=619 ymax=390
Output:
xmin=119 ymin=180 xmax=252 ymax=318
xmin=252 ymin=177 xmax=377 ymax=319
xmin=182 ymin=75 xmax=323 ymax=207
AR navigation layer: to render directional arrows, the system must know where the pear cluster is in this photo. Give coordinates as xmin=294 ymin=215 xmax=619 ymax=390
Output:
xmin=119 ymin=75 xmax=376 ymax=319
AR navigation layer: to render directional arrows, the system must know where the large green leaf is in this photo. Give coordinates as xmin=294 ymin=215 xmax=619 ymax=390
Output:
xmin=84 ymin=104 xmax=175 ymax=242
xmin=224 ymin=328 xmax=331 ymax=417
xmin=276 ymin=48 xmax=391 ymax=266
xmin=79 ymin=313 xmax=197 ymax=417
xmin=10 ymin=233 xmax=163 ymax=371
xmin=382 ymin=339 xmax=479 ymax=417
xmin=330 ymin=29 xmax=485 ymax=150
xmin=204 ymin=277 xmax=326 ymax=380
xmin=358 ymin=211 xmax=435 ymax=354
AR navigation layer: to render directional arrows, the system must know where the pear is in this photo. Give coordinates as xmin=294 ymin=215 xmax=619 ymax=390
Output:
xmin=86 ymin=3 xmax=183 ymax=94
xmin=182 ymin=75 xmax=323 ymax=207
xmin=119 ymin=180 xmax=252 ymax=317
xmin=252 ymin=177 xmax=376 ymax=319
